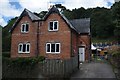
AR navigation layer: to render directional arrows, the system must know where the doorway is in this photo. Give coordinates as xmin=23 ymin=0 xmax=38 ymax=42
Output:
xmin=79 ymin=47 xmax=85 ymax=62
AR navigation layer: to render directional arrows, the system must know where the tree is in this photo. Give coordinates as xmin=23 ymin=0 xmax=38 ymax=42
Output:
xmin=2 ymin=17 xmax=17 ymax=52
xmin=55 ymin=4 xmax=66 ymax=11
xmin=63 ymin=9 xmax=74 ymax=20
xmin=91 ymin=7 xmax=114 ymax=38
xmin=34 ymin=11 xmax=48 ymax=19
xmin=72 ymin=7 xmax=86 ymax=19
xmin=63 ymin=7 xmax=91 ymax=20
xmin=111 ymin=1 xmax=120 ymax=42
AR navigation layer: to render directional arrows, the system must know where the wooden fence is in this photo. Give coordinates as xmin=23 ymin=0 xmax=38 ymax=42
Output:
xmin=2 ymin=55 xmax=78 ymax=78
xmin=41 ymin=55 xmax=78 ymax=77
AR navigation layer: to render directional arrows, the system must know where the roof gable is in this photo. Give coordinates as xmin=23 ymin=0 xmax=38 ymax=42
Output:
xmin=43 ymin=6 xmax=78 ymax=32
xmin=10 ymin=8 xmax=41 ymax=32
xmin=43 ymin=6 xmax=60 ymax=20
xmin=43 ymin=6 xmax=90 ymax=34
xmin=25 ymin=9 xmax=41 ymax=21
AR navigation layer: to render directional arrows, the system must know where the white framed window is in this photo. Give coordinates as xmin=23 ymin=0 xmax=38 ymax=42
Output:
xmin=18 ymin=43 xmax=30 ymax=53
xmin=21 ymin=23 xmax=29 ymax=33
xmin=48 ymin=21 xmax=58 ymax=31
xmin=46 ymin=43 xmax=60 ymax=53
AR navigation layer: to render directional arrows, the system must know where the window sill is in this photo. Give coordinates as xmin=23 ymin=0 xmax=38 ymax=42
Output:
xmin=48 ymin=30 xmax=58 ymax=32
xmin=46 ymin=52 xmax=60 ymax=54
xmin=18 ymin=52 xmax=30 ymax=54
xmin=21 ymin=32 xmax=29 ymax=34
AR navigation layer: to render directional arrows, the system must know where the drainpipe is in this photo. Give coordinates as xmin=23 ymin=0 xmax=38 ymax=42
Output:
xmin=36 ymin=21 xmax=40 ymax=57
xmin=89 ymin=19 xmax=92 ymax=62
xmin=77 ymin=33 xmax=79 ymax=69
xmin=70 ymin=30 xmax=73 ymax=57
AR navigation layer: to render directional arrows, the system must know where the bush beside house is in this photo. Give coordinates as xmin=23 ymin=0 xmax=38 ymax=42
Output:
xmin=107 ymin=46 xmax=120 ymax=79
xmin=2 ymin=56 xmax=45 ymax=78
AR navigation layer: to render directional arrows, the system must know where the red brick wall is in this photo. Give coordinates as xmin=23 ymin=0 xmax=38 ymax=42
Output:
xmin=11 ymin=12 xmax=90 ymax=60
xmin=39 ymin=13 xmax=71 ymax=60
xmin=11 ymin=16 xmax=38 ymax=58
xmin=71 ymin=30 xmax=78 ymax=56
xmin=78 ymin=34 xmax=90 ymax=61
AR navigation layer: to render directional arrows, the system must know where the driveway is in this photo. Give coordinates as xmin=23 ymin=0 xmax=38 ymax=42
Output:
xmin=71 ymin=61 xmax=116 ymax=78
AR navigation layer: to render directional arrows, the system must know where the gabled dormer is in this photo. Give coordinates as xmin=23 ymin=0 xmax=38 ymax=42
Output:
xmin=10 ymin=8 xmax=41 ymax=33
xmin=42 ymin=6 xmax=78 ymax=33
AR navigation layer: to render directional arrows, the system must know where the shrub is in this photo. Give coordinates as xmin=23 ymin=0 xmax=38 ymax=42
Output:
xmin=112 ymin=51 xmax=120 ymax=57
xmin=3 ymin=56 xmax=45 ymax=67
xmin=2 ymin=52 xmax=10 ymax=57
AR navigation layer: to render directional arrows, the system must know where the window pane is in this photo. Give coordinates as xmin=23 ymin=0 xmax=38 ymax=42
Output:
xmin=54 ymin=22 xmax=58 ymax=30
xmin=27 ymin=44 xmax=30 ymax=52
xmin=23 ymin=44 xmax=26 ymax=52
xmin=49 ymin=22 xmax=53 ymax=30
xmin=56 ymin=44 xmax=59 ymax=52
xmin=22 ymin=25 xmax=25 ymax=32
xmin=26 ymin=24 xmax=29 ymax=32
xmin=51 ymin=44 xmax=55 ymax=52
xmin=47 ymin=44 xmax=50 ymax=52
xmin=19 ymin=44 xmax=22 ymax=52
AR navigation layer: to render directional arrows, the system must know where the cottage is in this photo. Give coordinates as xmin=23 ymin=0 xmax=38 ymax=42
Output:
xmin=10 ymin=6 xmax=91 ymax=62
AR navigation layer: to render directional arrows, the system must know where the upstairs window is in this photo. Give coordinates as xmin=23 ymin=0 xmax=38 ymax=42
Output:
xmin=18 ymin=43 xmax=30 ymax=53
xmin=48 ymin=21 xmax=58 ymax=31
xmin=21 ymin=23 xmax=29 ymax=33
xmin=46 ymin=43 xmax=60 ymax=53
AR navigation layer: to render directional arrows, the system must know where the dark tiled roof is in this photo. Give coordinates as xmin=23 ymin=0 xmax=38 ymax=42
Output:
xmin=69 ymin=18 xmax=90 ymax=34
xmin=10 ymin=6 xmax=90 ymax=34
xmin=25 ymin=9 xmax=41 ymax=21
xmin=10 ymin=9 xmax=41 ymax=32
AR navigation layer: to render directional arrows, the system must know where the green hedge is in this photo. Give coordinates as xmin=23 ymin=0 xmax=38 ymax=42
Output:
xmin=2 ymin=56 xmax=45 ymax=78
xmin=3 ymin=56 xmax=45 ymax=67
xmin=112 ymin=51 xmax=120 ymax=57
xmin=108 ymin=50 xmax=120 ymax=69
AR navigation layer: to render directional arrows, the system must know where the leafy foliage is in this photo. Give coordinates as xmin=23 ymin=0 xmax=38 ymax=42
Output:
xmin=55 ymin=4 xmax=66 ymax=11
xmin=2 ymin=52 xmax=10 ymax=57
xmin=111 ymin=1 xmax=120 ymax=42
xmin=91 ymin=7 xmax=115 ymax=38
xmin=3 ymin=56 xmax=45 ymax=67
xmin=34 ymin=11 xmax=48 ymax=19
xmin=2 ymin=17 xmax=17 ymax=52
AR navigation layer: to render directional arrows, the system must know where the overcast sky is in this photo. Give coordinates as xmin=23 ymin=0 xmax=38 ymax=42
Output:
xmin=0 ymin=0 xmax=115 ymax=27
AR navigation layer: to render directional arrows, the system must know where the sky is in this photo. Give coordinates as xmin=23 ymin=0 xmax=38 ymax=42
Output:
xmin=0 ymin=0 xmax=115 ymax=27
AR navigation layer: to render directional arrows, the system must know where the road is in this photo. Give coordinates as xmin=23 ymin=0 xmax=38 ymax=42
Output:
xmin=71 ymin=61 xmax=116 ymax=78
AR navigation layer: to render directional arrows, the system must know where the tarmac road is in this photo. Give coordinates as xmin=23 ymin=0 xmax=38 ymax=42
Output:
xmin=71 ymin=62 xmax=116 ymax=78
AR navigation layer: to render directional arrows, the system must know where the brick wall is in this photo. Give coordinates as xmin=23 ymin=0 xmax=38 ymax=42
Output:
xmin=11 ymin=16 xmax=38 ymax=58
xmin=10 ymin=13 xmax=91 ymax=61
xmin=39 ymin=13 xmax=71 ymax=60
xmin=78 ymin=34 xmax=91 ymax=61
xmin=71 ymin=30 xmax=78 ymax=56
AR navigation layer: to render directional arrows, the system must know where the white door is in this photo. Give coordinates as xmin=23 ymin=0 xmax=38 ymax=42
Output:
xmin=79 ymin=48 xmax=85 ymax=62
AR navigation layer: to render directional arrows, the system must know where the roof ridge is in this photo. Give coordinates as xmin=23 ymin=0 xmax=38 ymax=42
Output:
xmin=69 ymin=18 xmax=90 ymax=21
xmin=24 ymin=8 xmax=41 ymax=20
